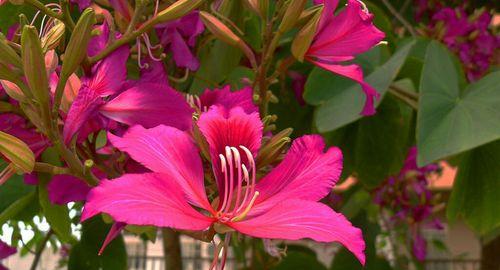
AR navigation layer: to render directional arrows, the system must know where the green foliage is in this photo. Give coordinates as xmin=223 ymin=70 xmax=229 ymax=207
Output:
xmin=311 ymin=40 xmax=414 ymax=132
xmin=447 ymin=140 xmax=500 ymax=235
xmin=417 ymin=41 xmax=500 ymax=165
xmin=68 ymin=216 xmax=127 ymax=270
xmin=272 ymin=251 xmax=327 ymax=270
xmin=0 ymin=172 xmax=35 ymax=213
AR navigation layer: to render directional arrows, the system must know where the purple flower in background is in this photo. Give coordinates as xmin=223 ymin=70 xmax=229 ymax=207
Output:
xmin=155 ymin=11 xmax=204 ymax=71
xmin=0 ymin=240 xmax=16 ymax=270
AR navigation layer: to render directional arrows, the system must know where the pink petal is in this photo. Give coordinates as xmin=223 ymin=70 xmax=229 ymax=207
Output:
xmin=197 ymin=106 xmax=262 ymax=194
xmin=98 ymin=222 xmax=126 ymax=255
xmin=100 ymin=83 xmax=193 ymax=131
xmin=88 ymin=23 xmax=110 ymax=57
xmin=253 ymin=135 xmax=342 ymax=214
xmin=310 ymin=0 xmax=385 ymax=58
xmin=83 ymin=46 xmax=129 ymax=96
xmin=306 ymin=60 xmax=379 ymax=115
xmin=0 ymin=240 xmax=16 ymax=260
xmin=228 ymin=199 xmax=365 ymax=265
xmin=107 ymin=125 xmax=211 ymax=210
xmin=47 ymin=174 xmax=92 ymax=205
xmin=108 ymin=0 xmax=132 ymax=21
xmin=314 ymin=0 xmax=340 ymax=32
xmin=81 ymin=173 xmax=213 ymax=230
xmin=138 ymin=61 xmax=169 ymax=86
xmin=170 ymin=29 xmax=200 ymax=71
xmin=199 ymin=85 xmax=258 ymax=114
xmin=63 ymin=86 xmax=104 ymax=144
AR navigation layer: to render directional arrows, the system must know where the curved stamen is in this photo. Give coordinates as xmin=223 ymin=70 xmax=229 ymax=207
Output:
xmin=136 ymin=38 xmax=148 ymax=69
xmin=227 ymin=147 xmax=242 ymax=214
xmin=218 ymin=154 xmax=229 ymax=211
xmin=235 ymin=145 xmax=256 ymax=213
xmin=220 ymin=146 xmax=234 ymax=213
xmin=231 ymin=191 xmax=259 ymax=222
xmin=142 ymin=34 xmax=163 ymax=61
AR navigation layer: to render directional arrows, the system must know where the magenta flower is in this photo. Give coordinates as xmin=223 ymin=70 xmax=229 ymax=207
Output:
xmin=307 ymin=0 xmax=385 ymax=115
xmin=82 ymin=105 xmax=365 ymax=265
xmin=63 ymin=45 xmax=193 ymax=144
xmin=0 ymin=240 xmax=16 ymax=270
xmin=155 ymin=11 xmax=204 ymax=71
xmin=195 ymin=85 xmax=258 ymax=113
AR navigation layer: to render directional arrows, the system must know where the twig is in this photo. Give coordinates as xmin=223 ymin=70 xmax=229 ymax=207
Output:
xmin=34 ymin=162 xmax=72 ymax=175
xmin=380 ymin=0 xmax=417 ymax=37
xmin=24 ymin=0 xmax=63 ymax=21
xmin=30 ymin=230 xmax=53 ymax=270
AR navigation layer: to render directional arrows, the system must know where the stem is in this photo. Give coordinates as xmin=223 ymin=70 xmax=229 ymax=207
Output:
xmin=60 ymin=0 xmax=76 ymax=31
xmin=380 ymin=0 xmax=417 ymax=37
xmin=162 ymin=228 xmax=183 ymax=270
xmin=390 ymin=84 xmax=419 ymax=100
xmin=30 ymin=230 xmax=53 ymax=270
xmin=34 ymin=162 xmax=72 ymax=175
xmin=389 ymin=87 xmax=418 ymax=110
xmin=24 ymin=0 xmax=63 ymax=20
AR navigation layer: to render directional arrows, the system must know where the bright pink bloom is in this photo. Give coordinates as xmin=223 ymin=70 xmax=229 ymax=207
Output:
xmin=196 ymin=85 xmax=258 ymax=113
xmin=82 ymin=106 xmax=365 ymax=265
xmin=155 ymin=12 xmax=204 ymax=71
xmin=0 ymin=240 xmax=16 ymax=270
xmin=63 ymin=46 xmax=193 ymax=144
xmin=307 ymin=0 xmax=385 ymax=115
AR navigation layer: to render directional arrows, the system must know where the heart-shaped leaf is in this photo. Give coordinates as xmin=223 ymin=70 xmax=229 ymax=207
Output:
xmin=417 ymin=41 xmax=500 ymax=165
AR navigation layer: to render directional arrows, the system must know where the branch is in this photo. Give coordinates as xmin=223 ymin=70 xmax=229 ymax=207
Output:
xmin=24 ymin=0 xmax=63 ymax=20
xmin=34 ymin=162 xmax=72 ymax=175
xmin=380 ymin=0 xmax=417 ymax=37
xmin=30 ymin=230 xmax=53 ymax=270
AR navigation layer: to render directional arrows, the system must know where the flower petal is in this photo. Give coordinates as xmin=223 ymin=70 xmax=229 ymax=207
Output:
xmin=229 ymin=199 xmax=365 ymax=265
xmin=306 ymin=61 xmax=379 ymax=115
xmin=87 ymin=23 xmax=110 ymax=57
xmin=199 ymin=85 xmax=258 ymax=113
xmin=197 ymin=106 xmax=262 ymax=194
xmin=310 ymin=0 xmax=385 ymax=58
xmin=0 ymin=240 xmax=16 ymax=260
xmin=100 ymin=83 xmax=193 ymax=131
xmin=254 ymin=135 xmax=342 ymax=213
xmin=82 ymin=173 xmax=213 ymax=230
xmin=98 ymin=222 xmax=126 ymax=255
xmin=170 ymin=29 xmax=200 ymax=71
xmin=108 ymin=125 xmax=210 ymax=210
xmin=47 ymin=174 xmax=91 ymax=205
xmin=63 ymin=86 xmax=104 ymax=144
xmin=83 ymin=46 xmax=129 ymax=96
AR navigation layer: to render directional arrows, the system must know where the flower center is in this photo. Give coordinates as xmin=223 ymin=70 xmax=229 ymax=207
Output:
xmin=216 ymin=145 xmax=259 ymax=222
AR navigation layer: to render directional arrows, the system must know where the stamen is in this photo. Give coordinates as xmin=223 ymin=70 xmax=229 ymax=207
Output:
xmin=357 ymin=0 xmax=370 ymax=13
xmin=237 ymin=145 xmax=256 ymax=210
xmin=136 ymin=38 xmax=147 ymax=69
xmin=229 ymin=147 xmax=243 ymax=215
xmin=142 ymin=34 xmax=162 ymax=61
xmin=218 ymin=154 xmax=229 ymax=212
xmin=221 ymin=147 xmax=234 ymax=213
xmin=232 ymin=191 xmax=259 ymax=222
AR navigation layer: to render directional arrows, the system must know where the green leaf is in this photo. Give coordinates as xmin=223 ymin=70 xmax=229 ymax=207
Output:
xmin=189 ymin=0 xmax=245 ymax=93
xmin=0 ymin=172 xmax=34 ymax=213
xmin=417 ymin=41 xmax=500 ymax=165
xmin=38 ymin=174 xmax=73 ymax=243
xmin=313 ymin=40 xmax=414 ymax=132
xmin=272 ymin=251 xmax=327 ymax=270
xmin=0 ymin=191 xmax=35 ymax=224
xmin=447 ymin=140 xmax=500 ymax=235
xmin=68 ymin=216 xmax=127 ymax=270
xmin=354 ymin=95 xmax=412 ymax=187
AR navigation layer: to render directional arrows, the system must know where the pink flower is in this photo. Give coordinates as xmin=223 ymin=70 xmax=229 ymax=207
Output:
xmin=82 ymin=105 xmax=365 ymax=265
xmin=63 ymin=44 xmax=193 ymax=144
xmin=155 ymin=12 xmax=204 ymax=71
xmin=196 ymin=85 xmax=258 ymax=113
xmin=0 ymin=240 xmax=16 ymax=270
xmin=307 ymin=0 xmax=385 ymax=115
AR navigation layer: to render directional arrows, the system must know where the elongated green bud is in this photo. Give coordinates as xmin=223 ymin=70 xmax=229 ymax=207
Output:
xmin=60 ymin=8 xmax=95 ymax=78
xmin=291 ymin=6 xmax=322 ymax=62
xmin=278 ymin=0 xmax=307 ymax=33
xmin=200 ymin=11 xmax=257 ymax=68
xmin=0 ymin=33 xmax=22 ymax=68
xmin=0 ymin=131 xmax=35 ymax=174
xmin=156 ymin=0 xmax=204 ymax=23
xmin=41 ymin=20 xmax=66 ymax=52
xmin=21 ymin=26 xmax=50 ymax=109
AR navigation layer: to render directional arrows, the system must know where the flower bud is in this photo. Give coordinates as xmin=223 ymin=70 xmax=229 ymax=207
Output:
xmin=257 ymin=128 xmax=293 ymax=168
xmin=291 ymin=6 xmax=322 ymax=62
xmin=21 ymin=25 xmax=50 ymax=111
xmin=156 ymin=0 xmax=205 ymax=23
xmin=60 ymin=8 xmax=95 ymax=79
xmin=0 ymin=79 xmax=25 ymax=102
xmin=200 ymin=11 xmax=257 ymax=68
xmin=0 ymin=131 xmax=35 ymax=174
xmin=0 ymin=33 xmax=22 ymax=68
xmin=41 ymin=20 xmax=66 ymax=52
xmin=278 ymin=0 xmax=307 ymax=33
xmin=243 ymin=0 xmax=262 ymax=17
xmin=44 ymin=50 xmax=59 ymax=76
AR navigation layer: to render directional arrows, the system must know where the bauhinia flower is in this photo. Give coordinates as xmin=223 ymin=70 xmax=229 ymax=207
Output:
xmin=82 ymin=105 xmax=365 ymax=267
xmin=0 ymin=240 xmax=16 ymax=270
xmin=306 ymin=0 xmax=385 ymax=115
